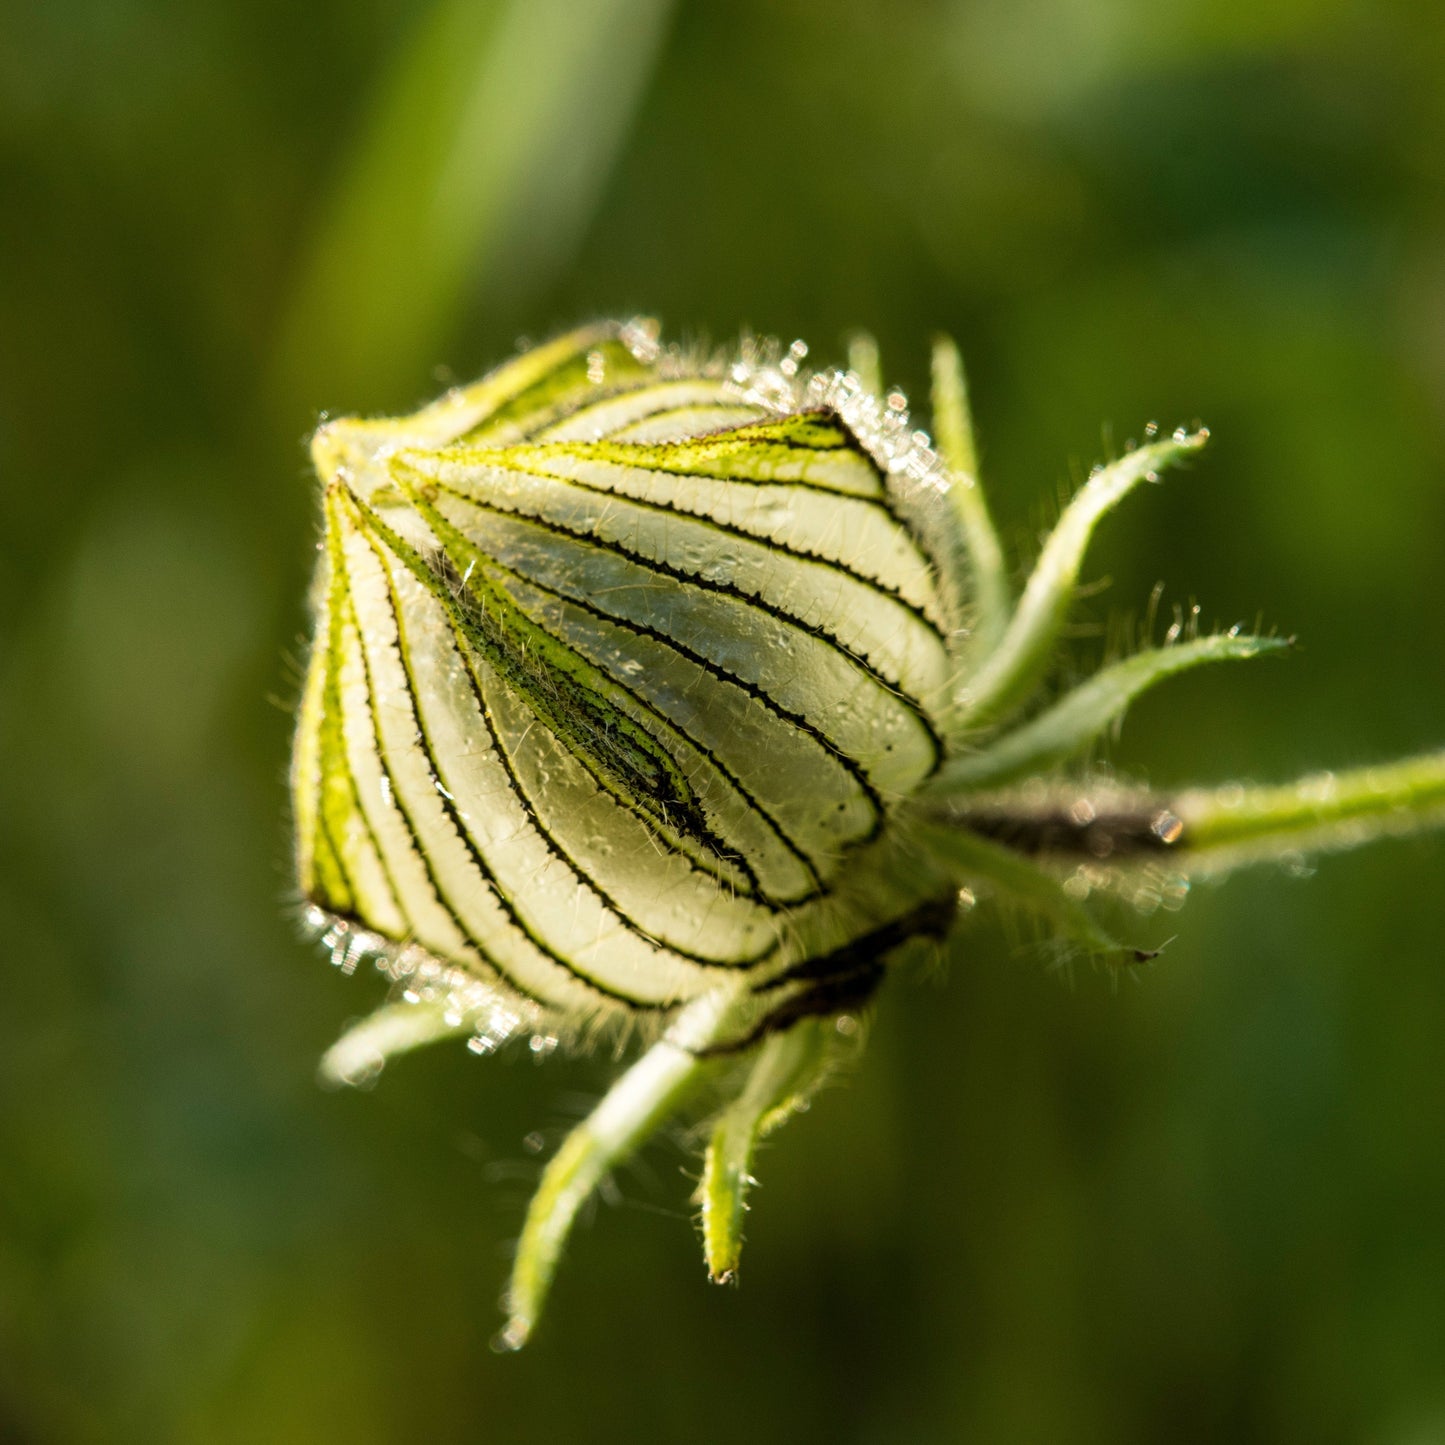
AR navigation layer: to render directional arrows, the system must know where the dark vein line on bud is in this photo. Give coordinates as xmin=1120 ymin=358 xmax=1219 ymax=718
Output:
xmin=444 ymin=626 xmax=783 ymax=970
xmin=356 ymin=537 xmax=666 ymax=1009
xmin=446 ymin=448 xmax=950 ymax=640
xmin=350 ymin=486 xmax=759 ymax=898
xmin=485 ymin=564 xmax=889 ymax=853
xmin=698 ymin=898 xmax=958 ymax=1056
xmin=307 ymin=507 xmax=410 ymax=930
xmin=413 ymin=476 xmax=947 ymax=768
xmin=340 ymin=580 xmax=565 ymax=1011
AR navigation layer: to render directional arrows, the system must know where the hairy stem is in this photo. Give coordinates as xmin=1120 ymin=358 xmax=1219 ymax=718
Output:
xmin=911 ymin=819 xmax=1147 ymax=959
xmin=1173 ymin=751 xmax=1445 ymax=869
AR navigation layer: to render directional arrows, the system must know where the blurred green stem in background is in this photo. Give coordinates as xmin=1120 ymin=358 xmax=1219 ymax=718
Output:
xmin=271 ymin=0 xmax=674 ymax=417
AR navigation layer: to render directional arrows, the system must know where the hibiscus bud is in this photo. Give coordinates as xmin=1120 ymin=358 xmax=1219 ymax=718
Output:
xmin=293 ymin=320 xmax=962 ymax=1046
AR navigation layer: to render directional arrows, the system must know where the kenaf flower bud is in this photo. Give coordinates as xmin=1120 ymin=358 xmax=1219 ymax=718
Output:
xmin=293 ymin=320 xmax=964 ymax=1046
xmin=290 ymin=319 xmax=1445 ymax=1346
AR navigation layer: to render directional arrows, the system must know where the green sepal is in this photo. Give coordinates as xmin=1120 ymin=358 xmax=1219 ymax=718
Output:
xmin=932 ymin=632 xmax=1289 ymax=793
xmin=499 ymin=984 xmax=755 ymax=1350
xmin=697 ymin=1016 xmax=836 ymax=1284
xmin=320 ymin=999 xmax=474 ymax=1089
xmin=910 ymin=818 xmax=1150 ymax=961
xmin=957 ymin=431 xmax=1208 ymax=732
xmin=931 ymin=334 xmax=1009 ymax=659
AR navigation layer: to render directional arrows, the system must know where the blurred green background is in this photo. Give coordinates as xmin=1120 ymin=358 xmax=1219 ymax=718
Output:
xmin=4 ymin=0 xmax=1445 ymax=1440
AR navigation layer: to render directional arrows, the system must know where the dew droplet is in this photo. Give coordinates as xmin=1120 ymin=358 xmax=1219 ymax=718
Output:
xmin=621 ymin=316 xmax=661 ymax=363
xmin=491 ymin=1321 xmax=528 ymax=1354
xmin=1282 ymin=851 xmax=1313 ymax=878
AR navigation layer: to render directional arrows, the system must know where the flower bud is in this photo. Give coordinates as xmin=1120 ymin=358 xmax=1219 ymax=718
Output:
xmin=292 ymin=321 xmax=961 ymax=1036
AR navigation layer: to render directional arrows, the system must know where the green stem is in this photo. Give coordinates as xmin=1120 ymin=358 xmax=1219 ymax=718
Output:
xmin=1173 ymin=751 xmax=1445 ymax=866
xmin=911 ymin=819 xmax=1147 ymax=960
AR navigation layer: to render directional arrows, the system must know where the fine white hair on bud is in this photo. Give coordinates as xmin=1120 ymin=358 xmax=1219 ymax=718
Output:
xmin=290 ymin=319 xmax=1445 ymax=1346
